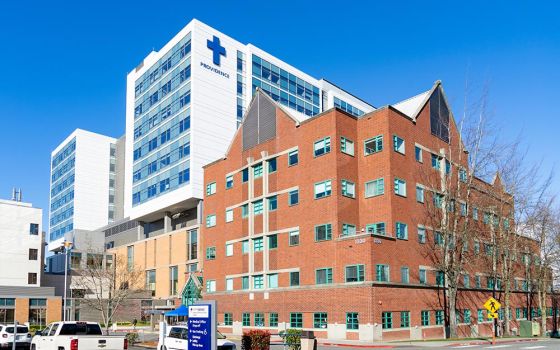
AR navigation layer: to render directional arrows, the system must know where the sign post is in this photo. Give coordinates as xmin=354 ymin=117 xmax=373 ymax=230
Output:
xmin=483 ymin=297 xmax=501 ymax=345
xmin=188 ymin=300 xmax=217 ymax=350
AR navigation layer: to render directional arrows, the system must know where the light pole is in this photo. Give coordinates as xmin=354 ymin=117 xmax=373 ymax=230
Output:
xmin=63 ymin=240 xmax=73 ymax=321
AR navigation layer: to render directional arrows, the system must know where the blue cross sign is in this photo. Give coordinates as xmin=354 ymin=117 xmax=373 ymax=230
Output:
xmin=207 ymin=35 xmax=226 ymax=66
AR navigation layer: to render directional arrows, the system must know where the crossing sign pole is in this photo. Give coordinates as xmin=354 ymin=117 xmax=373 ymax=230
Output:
xmin=483 ymin=297 xmax=501 ymax=345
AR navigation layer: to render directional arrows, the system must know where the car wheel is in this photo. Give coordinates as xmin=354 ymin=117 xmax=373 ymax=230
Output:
xmin=31 ymin=345 xmax=36 ymax=350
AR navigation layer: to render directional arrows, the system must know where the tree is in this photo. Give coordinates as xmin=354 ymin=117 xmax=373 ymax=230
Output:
xmin=71 ymin=252 xmax=143 ymax=333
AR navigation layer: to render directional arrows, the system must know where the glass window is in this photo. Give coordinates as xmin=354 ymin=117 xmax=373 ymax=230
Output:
xmin=242 ymin=240 xmax=249 ymax=254
xmin=288 ymin=150 xmax=298 ymax=166
xmin=289 ymin=189 xmax=299 ymax=205
xmin=341 ymin=180 xmax=355 ymax=198
xmin=346 ymin=265 xmax=365 ymax=282
xmin=290 ymin=313 xmax=303 ymax=328
xmin=289 ymin=230 xmax=300 ymax=246
xmin=394 ymin=178 xmax=407 ymax=196
xmin=436 ymin=271 xmax=445 ymax=286
xmin=464 ymin=309 xmax=471 ymax=323
xmin=206 ymin=280 xmax=216 ymax=293
xmin=226 ymin=175 xmax=233 ymax=189
xmin=366 ymin=222 xmax=385 ymax=236
xmin=315 ymin=224 xmax=332 ymax=241
xmin=242 ymin=313 xmax=250 ymax=326
xmin=206 ymin=247 xmax=216 ymax=260
xmin=29 ymin=223 xmax=39 ymax=235
xmin=314 ymin=180 xmax=332 ymax=199
xmin=376 ymin=264 xmax=390 ymax=282
xmin=242 ymin=168 xmax=249 ymax=182
xmin=382 ymin=312 xmax=392 ymax=329
xmin=364 ymin=135 xmax=383 ymax=155
xmin=226 ymin=278 xmax=233 ymax=291
xmin=269 ymin=234 xmax=278 ymax=249
xmin=253 ymin=163 xmax=263 ymax=178
xmin=341 ymin=137 xmax=355 ymax=156
xmin=316 ymin=268 xmax=333 ymax=284
xmin=206 ymin=182 xmax=216 ymax=196
xmin=253 ymin=200 xmax=263 ymax=215
xmin=395 ymin=222 xmax=408 ymax=240
xmin=290 ymin=271 xmax=300 ymax=286
xmin=224 ymin=313 xmax=233 ymax=326
xmin=241 ymin=204 xmax=248 ymax=218
xmin=459 ymin=168 xmax=467 ymax=182
xmin=415 ymin=146 xmax=423 ymax=162
xmin=435 ymin=310 xmax=444 ymax=325
xmin=314 ymin=137 xmax=331 ymax=157
xmin=225 ymin=209 xmax=233 ymax=223
xmin=401 ymin=267 xmax=409 ymax=284
xmin=365 ymin=178 xmax=384 ymax=197
xmin=253 ymin=275 xmax=263 ymax=289
xmin=226 ymin=243 xmax=233 ymax=257
xmin=268 ymin=158 xmax=277 ymax=173
xmin=418 ymin=227 xmax=426 ymax=244
xmin=342 ymin=223 xmax=356 ymax=237
xmin=268 ymin=196 xmax=277 ymax=211
xmin=419 ymin=269 xmax=427 ymax=284
xmin=431 ymin=154 xmax=441 ymax=170
xmin=269 ymin=313 xmax=279 ymax=327
xmin=393 ymin=135 xmax=405 ymax=154
xmin=254 ymin=313 xmax=265 ymax=327
xmin=416 ymin=185 xmax=425 ymax=203
xmin=206 ymin=214 xmax=216 ymax=227
xmin=313 ymin=313 xmax=327 ymax=329
xmin=400 ymin=311 xmax=410 ymax=327
xmin=268 ymin=274 xmax=278 ymax=288
xmin=241 ymin=276 xmax=249 ymax=290
xmin=346 ymin=313 xmax=359 ymax=330
xmin=421 ymin=311 xmax=430 ymax=326
xmin=253 ymin=238 xmax=263 ymax=252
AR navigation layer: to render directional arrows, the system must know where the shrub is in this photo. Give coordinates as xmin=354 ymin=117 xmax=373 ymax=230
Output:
xmin=241 ymin=330 xmax=271 ymax=350
xmin=126 ymin=332 xmax=139 ymax=344
xmin=284 ymin=329 xmax=301 ymax=350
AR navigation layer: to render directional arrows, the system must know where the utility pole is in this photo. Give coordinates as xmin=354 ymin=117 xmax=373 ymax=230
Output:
xmin=63 ymin=240 xmax=73 ymax=321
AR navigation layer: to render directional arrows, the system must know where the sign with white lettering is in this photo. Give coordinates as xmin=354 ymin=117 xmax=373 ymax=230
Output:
xmin=188 ymin=301 xmax=216 ymax=350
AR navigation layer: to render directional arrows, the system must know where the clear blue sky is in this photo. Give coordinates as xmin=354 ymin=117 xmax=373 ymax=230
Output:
xmin=1 ymin=0 xmax=558 ymax=228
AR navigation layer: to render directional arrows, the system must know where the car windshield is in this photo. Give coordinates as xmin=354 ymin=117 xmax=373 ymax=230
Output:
xmin=5 ymin=327 xmax=29 ymax=334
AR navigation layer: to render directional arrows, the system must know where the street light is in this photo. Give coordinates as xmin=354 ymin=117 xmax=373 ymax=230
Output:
xmin=62 ymin=240 xmax=73 ymax=321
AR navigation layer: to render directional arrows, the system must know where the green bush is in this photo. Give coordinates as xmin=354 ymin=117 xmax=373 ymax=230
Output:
xmin=126 ymin=333 xmax=139 ymax=344
xmin=284 ymin=329 xmax=301 ymax=350
xmin=241 ymin=330 xmax=270 ymax=350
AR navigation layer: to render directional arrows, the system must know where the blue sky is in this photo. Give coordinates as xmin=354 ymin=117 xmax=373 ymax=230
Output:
xmin=0 ymin=0 xmax=558 ymax=228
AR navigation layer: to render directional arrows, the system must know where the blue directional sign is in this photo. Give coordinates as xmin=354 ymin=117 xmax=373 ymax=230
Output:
xmin=188 ymin=301 xmax=216 ymax=350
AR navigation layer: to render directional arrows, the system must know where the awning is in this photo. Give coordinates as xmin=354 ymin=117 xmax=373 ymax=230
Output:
xmin=164 ymin=305 xmax=188 ymax=317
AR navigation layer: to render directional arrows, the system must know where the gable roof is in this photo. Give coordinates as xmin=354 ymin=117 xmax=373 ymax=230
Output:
xmin=390 ymin=80 xmax=445 ymax=122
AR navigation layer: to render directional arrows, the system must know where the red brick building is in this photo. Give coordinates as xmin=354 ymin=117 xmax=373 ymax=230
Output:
xmin=201 ymin=82 xmax=550 ymax=341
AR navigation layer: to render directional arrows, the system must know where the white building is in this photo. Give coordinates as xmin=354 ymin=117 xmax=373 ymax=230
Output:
xmin=0 ymin=195 xmax=43 ymax=287
xmin=47 ymin=129 xmax=117 ymax=255
xmin=125 ymin=19 xmax=374 ymax=224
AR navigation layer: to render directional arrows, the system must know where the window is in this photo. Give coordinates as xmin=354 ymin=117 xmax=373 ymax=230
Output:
xmin=206 ymin=280 xmax=216 ymax=293
xmin=288 ymin=150 xmax=298 ymax=166
xmin=435 ymin=310 xmax=444 ymax=325
xmin=206 ymin=182 xmax=216 ymax=196
xmin=253 ymin=238 xmax=263 ymax=252
xmin=290 ymin=271 xmax=300 ymax=286
xmin=290 ymin=313 xmax=303 ymax=328
xmin=416 ymin=186 xmax=425 ymax=203
xmin=315 ymin=224 xmax=332 ymax=241
xmin=463 ymin=274 xmax=470 ymax=288
xmin=253 ymin=275 xmax=264 ymax=289
xmin=226 ymin=243 xmax=233 ymax=257
xmin=268 ymin=274 xmax=278 ymax=288
xmin=342 ymin=223 xmax=356 ymax=237
xmin=225 ymin=209 xmax=233 ymax=223
xmin=28 ymin=273 xmax=37 ymax=285
xmin=289 ymin=230 xmax=300 ymax=246
xmin=206 ymin=247 xmax=216 ymax=260
xmin=253 ymin=200 xmax=263 ymax=215
xmin=289 ymin=189 xmax=299 ymax=206
xmin=254 ymin=313 xmax=265 ymax=327
xmin=29 ymin=223 xmax=39 ymax=235
xmin=316 ymin=268 xmax=333 ymax=284
xmin=401 ymin=267 xmax=409 ymax=284
xmin=460 ymin=202 xmax=467 ymax=216
xmin=341 ymin=180 xmax=355 ymax=198
xmin=226 ymin=175 xmax=234 ymax=189
xmin=71 ymin=252 xmax=82 ymax=269
xmin=475 ymin=275 xmax=482 ymax=288
xmin=127 ymin=246 xmax=134 ymax=271
xmin=241 ymin=204 xmax=249 ymax=218
xmin=474 ymin=241 xmax=480 ymax=255
xmin=393 ymin=135 xmax=405 ymax=154
xmin=242 ymin=313 xmax=250 ymax=326
xmin=268 ymin=158 xmax=277 ymax=173
xmin=313 ymin=313 xmax=327 ymax=329
xmin=345 ymin=265 xmax=365 ymax=282
xmin=382 ymin=312 xmax=392 ymax=329
xmin=433 ymin=193 xmax=443 ymax=208
xmin=395 ymin=222 xmax=408 ymax=240
xmin=226 ymin=278 xmax=233 ymax=291
xmin=401 ymin=311 xmax=410 ymax=327
xmin=365 ymin=178 xmax=384 ymax=197
xmin=314 ymin=180 xmax=332 ymax=199
xmin=436 ymin=271 xmax=445 ymax=286
xmin=29 ymin=248 xmax=38 ymax=260
xmin=418 ymin=227 xmax=426 ymax=244
xmin=346 ymin=313 xmax=359 ymax=330
xmin=364 ymin=135 xmax=383 ymax=155
xmin=269 ymin=313 xmax=279 ymax=327
xmin=478 ymin=309 xmax=485 ymax=323
xmin=268 ymin=196 xmax=277 ymax=211
xmin=431 ymin=154 xmax=441 ymax=170
xmin=341 ymin=137 xmax=355 ymax=156
xmin=464 ymin=309 xmax=471 ymax=323
xmin=253 ymin=163 xmax=263 ymax=178
xmin=459 ymin=168 xmax=467 ymax=182
xmin=445 ymin=160 xmax=451 ymax=174
xmin=242 ymin=168 xmax=249 ymax=182
xmin=366 ymin=222 xmax=386 ymax=236
xmin=419 ymin=268 xmax=427 ymax=284
xmin=269 ymin=234 xmax=278 ymax=249
xmin=224 ymin=313 xmax=233 ymax=326
xmin=415 ymin=146 xmax=423 ymax=162
xmin=435 ymin=231 xmax=444 ymax=246
xmin=170 ymin=266 xmax=178 ymax=295
xmin=394 ymin=178 xmax=406 ymax=196
xmin=241 ymin=276 xmax=249 ymax=290
xmin=421 ymin=311 xmax=430 ymax=326
xmin=206 ymin=214 xmax=216 ymax=227
xmin=314 ymin=137 xmax=331 ymax=157
xmin=242 ymin=240 xmax=249 ymax=254
xmin=376 ymin=264 xmax=389 ymax=282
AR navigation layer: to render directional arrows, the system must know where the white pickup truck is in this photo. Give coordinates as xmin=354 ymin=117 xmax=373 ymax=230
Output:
xmin=31 ymin=322 xmax=127 ymax=350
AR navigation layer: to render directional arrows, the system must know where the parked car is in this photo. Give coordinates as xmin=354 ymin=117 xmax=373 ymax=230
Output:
xmin=31 ymin=322 xmax=127 ymax=350
xmin=0 ymin=325 xmax=32 ymax=349
xmin=158 ymin=325 xmax=235 ymax=350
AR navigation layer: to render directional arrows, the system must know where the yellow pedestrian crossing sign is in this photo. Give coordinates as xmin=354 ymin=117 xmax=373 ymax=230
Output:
xmin=487 ymin=312 xmax=498 ymax=319
xmin=484 ymin=297 xmax=501 ymax=313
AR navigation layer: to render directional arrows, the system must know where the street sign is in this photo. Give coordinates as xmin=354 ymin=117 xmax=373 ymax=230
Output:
xmin=188 ymin=301 xmax=217 ymax=350
xmin=483 ymin=297 xmax=501 ymax=313
xmin=487 ymin=312 xmax=498 ymax=319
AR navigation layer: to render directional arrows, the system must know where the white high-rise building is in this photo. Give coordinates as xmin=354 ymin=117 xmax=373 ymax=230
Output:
xmin=125 ymin=19 xmax=374 ymax=222
xmin=47 ymin=129 xmax=117 ymax=254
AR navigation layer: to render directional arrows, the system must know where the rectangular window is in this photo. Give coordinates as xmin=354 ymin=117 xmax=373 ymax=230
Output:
xmin=315 ymin=224 xmax=332 ymax=241
xmin=393 ymin=135 xmax=405 ymax=154
xmin=253 ymin=238 xmax=263 ymax=252
xmin=366 ymin=222 xmax=386 ymax=236
xmin=206 ymin=280 xmax=216 ymax=293
xmin=401 ymin=267 xmax=409 ymax=284
xmin=314 ymin=137 xmax=331 ymax=157
xmin=241 ymin=204 xmax=249 ymax=218
xmin=268 ymin=196 xmax=277 ymax=211
xmin=127 ymin=246 xmax=134 ymax=271
xmin=316 ymin=268 xmax=333 ymax=284
xmin=288 ymin=150 xmax=298 ymax=166
xmin=289 ymin=230 xmax=300 ymax=246
xmin=435 ymin=310 xmax=444 ymax=325
xmin=269 ymin=234 xmax=278 ymax=249
xmin=242 ymin=168 xmax=249 ymax=182
xmin=29 ymin=223 xmax=39 ymax=235
xmin=341 ymin=137 xmax=355 ymax=156
xmin=314 ymin=180 xmax=332 ymax=199
xmin=477 ymin=309 xmax=485 ymax=323
xmin=253 ymin=200 xmax=263 ymax=215
xmin=290 ymin=313 xmax=303 ymax=328
xmin=242 ymin=240 xmax=249 ymax=254
xmin=206 ymin=247 xmax=216 ymax=260
xmin=464 ymin=309 xmax=471 ymax=324
xmin=225 ymin=209 xmax=233 ymax=223
xmin=28 ymin=273 xmax=37 ymax=285
xmin=290 ymin=271 xmax=300 ymax=286
xmin=342 ymin=223 xmax=356 ymax=237
xmin=170 ymin=266 xmax=178 ymax=295
xmin=436 ymin=271 xmax=445 ymax=286
xmin=226 ymin=243 xmax=233 ymax=257
xmin=289 ymin=189 xmax=299 ymax=206
xmin=224 ymin=313 xmax=233 ymax=326
xmin=341 ymin=180 xmax=356 ymax=198
xmin=254 ymin=313 xmax=265 ymax=327
xmin=418 ymin=227 xmax=426 ymax=244
xmin=29 ymin=248 xmax=38 ymax=260
xmin=460 ymin=202 xmax=467 ymax=216
xmin=475 ymin=275 xmax=481 ymax=288
xmin=253 ymin=163 xmax=263 ymax=178
xmin=415 ymin=146 xmax=423 ymax=162
xmin=382 ymin=312 xmax=392 ymax=329
xmin=253 ymin=275 xmax=264 ymax=289
xmin=365 ymin=178 xmax=384 ymax=197
xmin=435 ymin=231 xmax=444 ymax=246
xmin=206 ymin=214 xmax=216 ymax=227
xmin=346 ymin=312 xmax=359 ymax=330
xmin=459 ymin=168 xmax=467 ymax=182
xmin=206 ymin=182 xmax=216 ymax=196
xmin=226 ymin=175 xmax=234 ymax=189
xmin=269 ymin=313 xmax=279 ymax=327
xmin=416 ymin=186 xmax=425 ymax=203
xmin=242 ymin=313 xmax=250 ymax=327
xmin=364 ymin=135 xmax=383 ymax=155
xmin=242 ymin=276 xmax=249 ymax=290
xmin=268 ymin=274 xmax=278 ymax=288
xmin=268 ymin=158 xmax=277 ymax=173
xmin=473 ymin=207 xmax=479 ymax=220
xmin=419 ymin=268 xmax=427 ymax=284
xmin=345 ymin=264 xmax=365 ymax=282
xmin=395 ymin=222 xmax=408 ymax=240
xmin=376 ymin=264 xmax=390 ymax=282
xmin=400 ymin=311 xmax=410 ymax=327
xmin=313 ymin=312 xmax=327 ymax=329
xmin=421 ymin=311 xmax=430 ymax=326
xmin=463 ymin=274 xmax=470 ymax=288
xmin=394 ymin=178 xmax=407 ymax=197
xmin=474 ymin=241 xmax=480 ymax=255
xmin=431 ymin=154 xmax=441 ymax=170
xmin=226 ymin=278 xmax=233 ymax=291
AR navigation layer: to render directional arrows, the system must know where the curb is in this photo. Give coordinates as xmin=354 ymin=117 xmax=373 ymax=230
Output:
xmin=447 ymin=338 xmax=540 ymax=347
xmin=319 ymin=343 xmax=394 ymax=349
